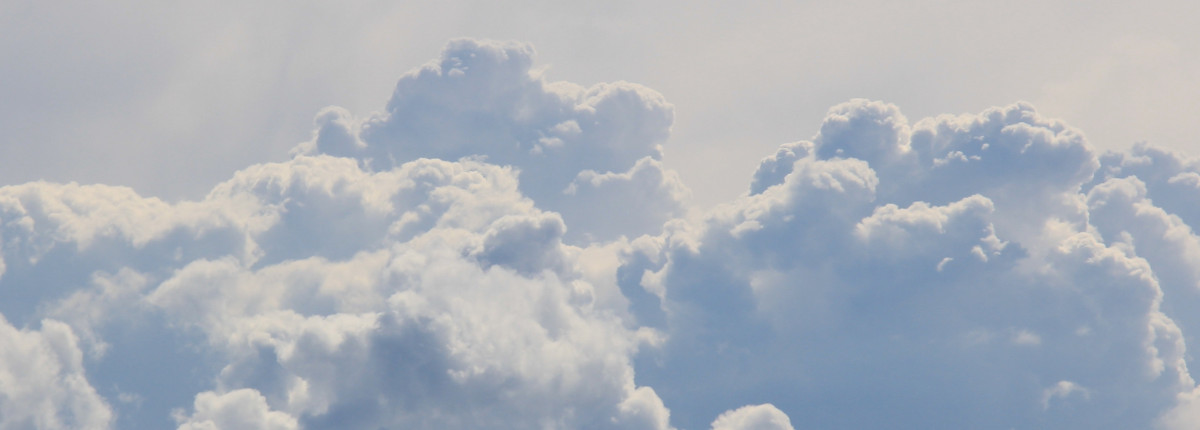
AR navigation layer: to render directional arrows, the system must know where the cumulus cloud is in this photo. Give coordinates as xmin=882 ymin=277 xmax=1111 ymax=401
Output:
xmin=2 ymin=154 xmax=668 ymax=429
xmin=174 ymin=389 xmax=298 ymax=430
xmin=709 ymin=404 xmax=793 ymax=430
xmin=0 ymin=316 xmax=112 ymax=430
xmin=625 ymin=99 xmax=1200 ymax=429
xmin=295 ymin=39 xmax=687 ymax=242
xmin=5 ymin=40 xmax=1200 ymax=430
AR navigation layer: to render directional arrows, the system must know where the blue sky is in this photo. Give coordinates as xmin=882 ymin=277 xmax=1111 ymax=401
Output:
xmin=3 ymin=2 xmax=1200 ymax=429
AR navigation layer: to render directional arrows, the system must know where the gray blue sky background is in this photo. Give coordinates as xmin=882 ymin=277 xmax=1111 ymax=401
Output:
xmin=3 ymin=0 xmax=1198 ymax=207
xmin=4 ymin=1 xmax=1200 ymax=429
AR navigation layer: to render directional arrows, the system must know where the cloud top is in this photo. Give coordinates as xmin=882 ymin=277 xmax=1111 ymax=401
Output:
xmin=298 ymin=39 xmax=684 ymax=242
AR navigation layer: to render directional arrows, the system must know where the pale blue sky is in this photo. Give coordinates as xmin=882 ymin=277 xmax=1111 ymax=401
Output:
xmin=4 ymin=2 xmax=1200 ymax=429
xmin=3 ymin=0 xmax=1198 ymax=208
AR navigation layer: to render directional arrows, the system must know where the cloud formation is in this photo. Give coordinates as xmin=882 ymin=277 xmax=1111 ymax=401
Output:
xmin=624 ymin=99 xmax=1200 ymax=429
xmin=0 ymin=317 xmax=112 ymax=430
xmin=295 ymin=39 xmax=686 ymax=243
xmin=2 ymin=154 xmax=671 ymax=429
xmin=4 ymin=39 xmax=1200 ymax=429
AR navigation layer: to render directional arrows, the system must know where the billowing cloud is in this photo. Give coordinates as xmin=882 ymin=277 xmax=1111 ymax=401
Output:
xmin=0 ymin=316 xmax=112 ymax=430
xmin=174 ymin=389 xmax=298 ymax=430
xmin=709 ymin=404 xmax=793 ymax=430
xmin=4 ymin=40 xmax=1200 ymax=430
xmin=2 ymin=154 xmax=670 ymax=429
xmin=295 ymin=39 xmax=686 ymax=242
xmin=625 ymin=99 xmax=1200 ymax=428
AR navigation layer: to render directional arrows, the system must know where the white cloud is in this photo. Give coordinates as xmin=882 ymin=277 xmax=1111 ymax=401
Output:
xmin=174 ymin=389 xmax=298 ymax=430
xmin=625 ymin=99 xmax=1200 ymax=429
xmin=562 ymin=156 xmax=690 ymax=241
xmin=295 ymin=39 xmax=686 ymax=242
xmin=1 ymin=146 xmax=670 ymax=428
xmin=0 ymin=316 xmax=112 ymax=430
xmin=1042 ymin=380 xmax=1089 ymax=410
xmin=710 ymin=404 xmax=794 ymax=430
xmin=7 ymin=38 xmax=1200 ymax=430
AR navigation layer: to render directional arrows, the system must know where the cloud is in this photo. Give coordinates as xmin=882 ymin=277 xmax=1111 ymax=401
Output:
xmin=295 ymin=39 xmax=686 ymax=242
xmin=709 ymin=404 xmax=793 ymax=430
xmin=174 ymin=389 xmax=298 ymax=430
xmin=0 ymin=316 xmax=112 ymax=430
xmin=2 ymin=152 xmax=670 ymax=429
xmin=1042 ymin=380 xmax=1089 ymax=410
xmin=5 ymin=39 xmax=1200 ymax=430
xmin=625 ymin=99 xmax=1200 ymax=429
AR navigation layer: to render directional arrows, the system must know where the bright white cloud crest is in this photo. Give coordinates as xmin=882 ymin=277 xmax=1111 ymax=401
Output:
xmin=4 ymin=39 xmax=1200 ymax=429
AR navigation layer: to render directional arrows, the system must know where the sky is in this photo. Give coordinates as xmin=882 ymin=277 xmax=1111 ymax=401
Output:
xmin=4 ymin=1 xmax=1200 ymax=429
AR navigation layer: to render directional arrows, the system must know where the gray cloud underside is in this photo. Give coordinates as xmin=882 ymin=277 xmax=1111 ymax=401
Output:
xmin=4 ymin=39 xmax=1200 ymax=430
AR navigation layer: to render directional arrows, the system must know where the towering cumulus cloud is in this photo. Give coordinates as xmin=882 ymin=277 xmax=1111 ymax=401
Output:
xmin=3 ymin=39 xmax=1200 ymax=429
xmin=294 ymin=39 xmax=687 ymax=243
xmin=626 ymin=99 xmax=1200 ymax=429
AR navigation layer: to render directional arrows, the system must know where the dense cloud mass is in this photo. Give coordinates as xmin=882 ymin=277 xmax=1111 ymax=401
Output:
xmin=628 ymin=100 xmax=1200 ymax=429
xmin=293 ymin=39 xmax=686 ymax=243
xmin=4 ymin=39 xmax=1200 ymax=429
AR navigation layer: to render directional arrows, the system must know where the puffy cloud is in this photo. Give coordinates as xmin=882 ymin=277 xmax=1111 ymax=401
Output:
xmin=710 ymin=404 xmax=794 ymax=430
xmin=174 ymin=389 xmax=298 ymax=430
xmin=0 ymin=316 xmax=112 ymax=430
xmin=3 ymin=150 xmax=669 ymax=429
xmin=1042 ymin=380 xmax=1089 ymax=410
xmin=625 ymin=100 xmax=1200 ymax=429
xmin=147 ymin=244 xmax=663 ymax=429
xmin=749 ymin=141 xmax=811 ymax=196
xmin=562 ymin=157 xmax=690 ymax=242
xmin=1082 ymin=143 xmax=1200 ymax=393
xmin=295 ymin=39 xmax=686 ymax=242
xmin=7 ymin=39 xmax=1200 ymax=430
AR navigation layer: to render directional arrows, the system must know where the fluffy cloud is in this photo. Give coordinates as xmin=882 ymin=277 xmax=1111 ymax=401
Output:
xmin=174 ymin=389 xmax=298 ymax=430
xmin=2 ymin=154 xmax=669 ymax=429
xmin=625 ymin=99 xmax=1200 ymax=429
xmin=709 ymin=404 xmax=793 ymax=430
xmin=0 ymin=316 xmax=112 ymax=430
xmin=5 ymin=40 xmax=1200 ymax=430
xmin=295 ymin=39 xmax=687 ymax=242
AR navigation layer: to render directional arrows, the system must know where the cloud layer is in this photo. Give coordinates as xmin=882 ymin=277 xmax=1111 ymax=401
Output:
xmin=4 ymin=39 xmax=1200 ymax=429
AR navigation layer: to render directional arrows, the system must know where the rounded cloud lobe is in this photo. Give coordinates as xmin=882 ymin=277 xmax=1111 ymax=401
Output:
xmin=710 ymin=404 xmax=793 ymax=430
xmin=4 ymin=40 xmax=1200 ymax=430
xmin=296 ymin=39 xmax=685 ymax=243
xmin=0 ymin=317 xmax=112 ymax=430
xmin=630 ymin=99 xmax=1200 ymax=428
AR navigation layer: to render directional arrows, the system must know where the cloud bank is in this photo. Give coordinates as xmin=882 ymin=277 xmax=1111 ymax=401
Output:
xmin=4 ymin=39 xmax=1200 ymax=429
